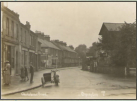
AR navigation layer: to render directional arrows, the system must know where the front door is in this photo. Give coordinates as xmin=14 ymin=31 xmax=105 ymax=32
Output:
xmin=16 ymin=51 xmax=18 ymax=73
xmin=7 ymin=45 xmax=11 ymax=74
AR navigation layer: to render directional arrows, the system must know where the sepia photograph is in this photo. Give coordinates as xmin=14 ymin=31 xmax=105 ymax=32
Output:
xmin=1 ymin=1 xmax=136 ymax=99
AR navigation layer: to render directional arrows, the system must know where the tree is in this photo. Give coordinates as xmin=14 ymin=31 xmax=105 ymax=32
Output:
xmin=111 ymin=22 xmax=136 ymax=67
xmin=98 ymin=21 xmax=136 ymax=68
xmin=75 ymin=44 xmax=87 ymax=59
xmin=75 ymin=44 xmax=88 ymax=70
xmin=87 ymin=42 xmax=101 ymax=57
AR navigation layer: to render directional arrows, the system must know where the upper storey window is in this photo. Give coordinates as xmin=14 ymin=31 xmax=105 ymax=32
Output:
xmin=11 ymin=21 xmax=14 ymax=37
xmin=16 ymin=24 xmax=18 ymax=38
xmin=21 ymin=28 xmax=23 ymax=42
xmin=6 ymin=17 xmax=9 ymax=35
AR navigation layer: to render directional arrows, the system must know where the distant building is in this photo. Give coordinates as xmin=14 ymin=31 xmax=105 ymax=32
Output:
xmin=51 ymin=40 xmax=79 ymax=67
xmin=36 ymin=31 xmax=61 ymax=68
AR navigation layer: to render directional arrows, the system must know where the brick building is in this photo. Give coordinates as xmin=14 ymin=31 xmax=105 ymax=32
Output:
xmin=1 ymin=4 xmax=81 ymax=75
xmin=51 ymin=40 xmax=79 ymax=67
xmin=36 ymin=31 xmax=61 ymax=68
xmin=1 ymin=4 xmax=21 ymax=75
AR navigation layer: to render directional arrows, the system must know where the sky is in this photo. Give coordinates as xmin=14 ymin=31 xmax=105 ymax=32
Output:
xmin=5 ymin=2 xmax=136 ymax=48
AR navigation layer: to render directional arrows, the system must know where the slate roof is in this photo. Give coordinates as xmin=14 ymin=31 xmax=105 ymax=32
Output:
xmin=59 ymin=45 xmax=76 ymax=53
xmin=38 ymin=38 xmax=60 ymax=50
xmin=52 ymin=41 xmax=76 ymax=53
xmin=104 ymin=23 xmax=124 ymax=31
xmin=99 ymin=23 xmax=125 ymax=35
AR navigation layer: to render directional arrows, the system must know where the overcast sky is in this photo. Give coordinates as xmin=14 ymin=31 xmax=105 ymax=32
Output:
xmin=6 ymin=2 xmax=136 ymax=48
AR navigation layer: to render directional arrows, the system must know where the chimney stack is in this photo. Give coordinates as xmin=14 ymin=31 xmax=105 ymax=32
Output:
xmin=44 ymin=35 xmax=50 ymax=41
xmin=54 ymin=40 xmax=59 ymax=44
xmin=63 ymin=42 xmax=67 ymax=46
xmin=59 ymin=41 xmax=63 ymax=45
xmin=25 ymin=21 xmax=31 ymax=29
xmin=35 ymin=31 xmax=44 ymax=39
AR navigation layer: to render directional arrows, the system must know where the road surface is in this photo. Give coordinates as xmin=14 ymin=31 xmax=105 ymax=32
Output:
xmin=2 ymin=67 xmax=136 ymax=99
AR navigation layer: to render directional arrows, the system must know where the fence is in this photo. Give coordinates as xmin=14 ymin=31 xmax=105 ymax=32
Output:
xmin=129 ymin=68 xmax=136 ymax=77
xmin=92 ymin=66 xmax=136 ymax=77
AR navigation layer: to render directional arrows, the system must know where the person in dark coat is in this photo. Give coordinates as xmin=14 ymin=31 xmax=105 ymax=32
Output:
xmin=3 ymin=61 xmax=11 ymax=85
xmin=24 ymin=66 xmax=29 ymax=81
xmin=30 ymin=63 xmax=34 ymax=83
xmin=90 ymin=59 xmax=94 ymax=72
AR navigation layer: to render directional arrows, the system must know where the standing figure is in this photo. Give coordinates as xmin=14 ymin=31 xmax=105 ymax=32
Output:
xmin=3 ymin=61 xmax=11 ymax=85
xmin=30 ymin=63 xmax=34 ymax=83
xmin=20 ymin=66 xmax=25 ymax=81
xmin=94 ymin=58 xmax=98 ymax=72
xmin=24 ymin=66 xmax=29 ymax=81
xmin=90 ymin=59 xmax=94 ymax=72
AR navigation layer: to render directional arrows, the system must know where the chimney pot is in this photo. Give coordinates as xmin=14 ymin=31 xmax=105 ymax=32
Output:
xmin=25 ymin=21 xmax=31 ymax=29
xmin=44 ymin=35 xmax=50 ymax=41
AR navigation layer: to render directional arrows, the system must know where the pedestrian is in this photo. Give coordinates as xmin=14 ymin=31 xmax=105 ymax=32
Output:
xmin=20 ymin=66 xmax=25 ymax=81
xmin=3 ymin=60 xmax=11 ymax=85
xmin=93 ymin=58 xmax=98 ymax=72
xmin=30 ymin=62 xmax=34 ymax=83
xmin=24 ymin=66 xmax=29 ymax=81
xmin=90 ymin=59 xmax=94 ymax=72
xmin=2 ymin=64 xmax=5 ymax=83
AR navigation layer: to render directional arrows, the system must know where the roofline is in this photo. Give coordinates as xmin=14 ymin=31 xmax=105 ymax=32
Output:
xmin=20 ymin=23 xmax=29 ymax=30
xmin=51 ymin=41 xmax=76 ymax=53
xmin=103 ymin=22 xmax=124 ymax=24
xmin=51 ymin=41 xmax=64 ymax=51
xmin=41 ymin=46 xmax=60 ymax=50
xmin=99 ymin=22 xmax=126 ymax=35
xmin=39 ymin=39 xmax=61 ymax=50
xmin=41 ymin=45 xmax=61 ymax=50
xmin=98 ymin=23 xmax=105 ymax=35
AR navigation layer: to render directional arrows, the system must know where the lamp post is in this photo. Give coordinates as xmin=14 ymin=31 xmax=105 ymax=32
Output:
xmin=45 ymin=49 xmax=48 ymax=68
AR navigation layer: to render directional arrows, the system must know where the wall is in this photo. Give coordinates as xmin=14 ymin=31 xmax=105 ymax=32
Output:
xmin=1 ymin=6 xmax=20 ymax=76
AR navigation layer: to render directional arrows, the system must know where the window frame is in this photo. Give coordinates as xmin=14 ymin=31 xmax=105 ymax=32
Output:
xmin=6 ymin=17 xmax=9 ymax=35
xmin=11 ymin=21 xmax=14 ymax=37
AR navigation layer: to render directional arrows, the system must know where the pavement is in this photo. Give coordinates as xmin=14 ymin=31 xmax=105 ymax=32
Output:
xmin=1 ymin=66 xmax=78 ymax=95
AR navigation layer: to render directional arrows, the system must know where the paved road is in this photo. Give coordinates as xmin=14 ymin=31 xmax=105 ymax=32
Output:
xmin=2 ymin=67 xmax=136 ymax=99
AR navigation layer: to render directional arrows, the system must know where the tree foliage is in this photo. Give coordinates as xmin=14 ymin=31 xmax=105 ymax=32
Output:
xmin=75 ymin=44 xmax=87 ymax=60
xmin=87 ymin=42 xmax=101 ymax=57
xmin=98 ymin=21 xmax=136 ymax=67
xmin=111 ymin=22 xmax=136 ymax=67
xmin=99 ymin=31 xmax=117 ymax=52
